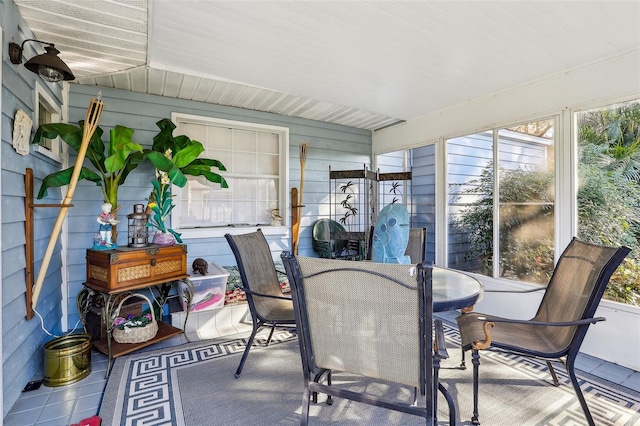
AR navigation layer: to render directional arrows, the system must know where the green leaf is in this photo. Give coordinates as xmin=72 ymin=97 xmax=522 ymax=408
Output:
xmin=104 ymin=143 xmax=143 ymax=174
xmin=32 ymin=123 xmax=81 ymax=147
xmin=152 ymin=119 xmax=177 ymax=152
xmin=104 ymin=126 xmax=143 ymax=173
xmin=181 ymin=166 xmax=229 ymax=188
xmin=85 ymin=131 xmax=107 ymax=171
xmin=32 ymin=122 xmax=108 ymax=172
xmin=190 ymin=158 xmax=227 ymax=171
xmin=151 ymin=179 xmax=162 ymax=194
xmin=162 ymin=197 xmax=173 ymax=213
xmin=168 ymin=168 xmax=187 ymax=187
xmin=146 ymin=150 xmax=175 ymax=171
xmin=172 ymin=140 xmax=204 ymax=168
xmin=37 ymin=167 xmax=102 ymax=199
xmin=168 ymin=228 xmax=183 ymax=243
xmin=118 ymin=151 xmax=147 ymax=185
xmin=109 ymin=125 xmax=135 ymax=155
xmin=172 ymin=135 xmax=191 ymax=151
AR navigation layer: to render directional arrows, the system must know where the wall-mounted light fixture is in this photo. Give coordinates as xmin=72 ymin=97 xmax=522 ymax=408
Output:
xmin=9 ymin=39 xmax=75 ymax=82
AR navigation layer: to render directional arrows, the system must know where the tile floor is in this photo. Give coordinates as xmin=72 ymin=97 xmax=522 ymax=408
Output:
xmin=4 ymin=333 xmax=192 ymax=426
xmin=4 ymin=312 xmax=640 ymax=426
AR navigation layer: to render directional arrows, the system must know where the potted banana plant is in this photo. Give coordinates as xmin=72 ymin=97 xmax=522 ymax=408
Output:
xmin=32 ymin=118 xmax=227 ymax=244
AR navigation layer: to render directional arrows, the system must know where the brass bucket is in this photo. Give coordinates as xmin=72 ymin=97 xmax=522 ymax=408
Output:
xmin=43 ymin=334 xmax=92 ymax=387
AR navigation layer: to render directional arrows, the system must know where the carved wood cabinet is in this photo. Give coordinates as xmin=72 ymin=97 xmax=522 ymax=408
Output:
xmin=81 ymin=244 xmax=192 ymax=375
xmin=85 ymin=244 xmax=188 ymax=293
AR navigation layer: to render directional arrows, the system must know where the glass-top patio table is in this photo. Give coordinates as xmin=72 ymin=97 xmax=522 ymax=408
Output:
xmin=432 ymin=266 xmax=483 ymax=312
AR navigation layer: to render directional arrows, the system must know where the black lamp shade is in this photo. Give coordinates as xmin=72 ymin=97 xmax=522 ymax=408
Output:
xmin=24 ymin=45 xmax=75 ymax=82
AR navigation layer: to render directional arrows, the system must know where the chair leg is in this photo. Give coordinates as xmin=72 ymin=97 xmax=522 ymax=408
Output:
xmin=235 ymin=321 xmax=262 ymax=378
xmin=471 ymin=349 xmax=481 ymax=425
xmin=433 ymin=356 xmax=441 ymax=422
xmin=566 ymin=358 xmax=596 ymax=426
xmin=311 ymin=370 xmax=333 ymax=405
xmin=265 ymin=324 xmax=276 ymax=346
xmin=301 ymin=383 xmax=311 ymax=426
xmin=326 ymin=370 xmax=333 ymax=405
xmin=432 ymin=318 xmax=450 ymax=421
xmin=460 ymin=346 xmax=466 ymax=369
xmin=311 ymin=372 xmax=321 ymax=403
xmin=546 ymin=361 xmax=560 ymax=386
xmin=438 ymin=382 xmax=456 ymax=426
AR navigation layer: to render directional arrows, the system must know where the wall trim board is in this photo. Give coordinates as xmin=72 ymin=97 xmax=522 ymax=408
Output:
xmin=0 ymin=26 xmax=5 ymax=418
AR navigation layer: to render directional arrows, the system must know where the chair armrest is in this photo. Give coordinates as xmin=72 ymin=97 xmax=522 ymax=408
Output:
xmin=433 ymin=319 xmax=449 ymax=360
xmin=236 ymin=286 xmax=292 ymax=301
xmin=471 ymin=316 xmax=605 ymax=350
xmin=475 ymin=316 xmax=606 ymax=327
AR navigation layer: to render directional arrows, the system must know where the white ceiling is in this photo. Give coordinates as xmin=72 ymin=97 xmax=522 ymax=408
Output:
xmin=12 ymin=0 xmax=640 ymax=131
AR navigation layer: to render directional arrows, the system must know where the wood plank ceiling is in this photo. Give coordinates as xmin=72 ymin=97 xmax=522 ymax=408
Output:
xmin=12 ymin=1 xmax=640 ymax=131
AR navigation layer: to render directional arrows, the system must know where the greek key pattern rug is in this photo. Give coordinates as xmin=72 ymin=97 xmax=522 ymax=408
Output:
xmin=100 ymin=325 xmax=640 ymax=425
xmin=99 ymin=329 xmax=297 ymax=426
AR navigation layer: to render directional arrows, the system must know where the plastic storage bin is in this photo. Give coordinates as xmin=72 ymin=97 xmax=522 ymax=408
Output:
xmin=180 ymin=262 xmax=229 ymax=312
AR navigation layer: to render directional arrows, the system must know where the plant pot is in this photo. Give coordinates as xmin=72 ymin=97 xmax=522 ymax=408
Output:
xmin=153 ymin=231 xmax=176 ymax=246
xmin=43 ymin=334 xmax=92 ymax=387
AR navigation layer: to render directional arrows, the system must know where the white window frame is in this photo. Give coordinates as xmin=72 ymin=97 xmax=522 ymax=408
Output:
xmin=443 ymin=116 xmax=558 ymax=279
xmin=171 ymin=112 xmax=289 ymax=239
xmin=32 ymin=83 xmax=63 ymax=163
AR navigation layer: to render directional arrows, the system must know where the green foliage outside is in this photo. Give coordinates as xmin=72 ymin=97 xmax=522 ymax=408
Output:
xmin=454 ymin=163 xmax=555 ymax=284
xmin=577 ymin=101 xmax=640 ymax=305
xmin=455 ymin=101 xmax=640 ymax=306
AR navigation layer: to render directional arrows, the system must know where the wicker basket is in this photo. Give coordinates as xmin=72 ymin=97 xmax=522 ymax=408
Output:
xmin=112 ymin=293 xmax=158 ymax=344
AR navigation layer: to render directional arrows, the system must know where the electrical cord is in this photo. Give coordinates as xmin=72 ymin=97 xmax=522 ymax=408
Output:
xmin=33 ymin=306 xmax=83 ymax=338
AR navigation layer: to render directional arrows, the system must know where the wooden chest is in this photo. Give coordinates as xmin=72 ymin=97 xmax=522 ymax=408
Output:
xmin=85 ymin=245 xmax=188 ymax=293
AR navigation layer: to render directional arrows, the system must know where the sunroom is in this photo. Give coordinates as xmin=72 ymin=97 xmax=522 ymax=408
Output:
xmin=2 ymin=1 xmax=640 ymax=424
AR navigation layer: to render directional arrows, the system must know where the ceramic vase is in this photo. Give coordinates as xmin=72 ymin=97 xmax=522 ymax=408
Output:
xmin=152 ymin=231 xmax=176 ymax=246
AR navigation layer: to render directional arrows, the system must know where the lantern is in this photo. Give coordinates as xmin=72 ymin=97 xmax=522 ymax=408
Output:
xmin=127 ymin=204 xmax=149 ymax=248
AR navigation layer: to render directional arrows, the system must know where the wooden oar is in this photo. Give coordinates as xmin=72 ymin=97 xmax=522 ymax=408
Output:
xmin=291 ymin=188 xmax=299 ymax=255
xmin=31 ymin=97 xmax=105 ymax=310
xmin=292 ymin=144 xmax=308 ymax=255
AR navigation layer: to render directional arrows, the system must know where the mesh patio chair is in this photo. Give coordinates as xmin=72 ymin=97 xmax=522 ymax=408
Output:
xmin=364 ymin=225 xmax=375 ymax=260
xmin=282 ymin=253 xmax=447 ymax=426
xmin=406 ymin=227 xmax=427 ymax=264
xmin=225 ymin=229 xmax=296 ymax=378
xmin=364 ymin=226 xmax=451 ymax=417
xmin=456 ymin=237 xmax=630 ymax=426
xmin=366 ymin=227 xmax=427 ymax=263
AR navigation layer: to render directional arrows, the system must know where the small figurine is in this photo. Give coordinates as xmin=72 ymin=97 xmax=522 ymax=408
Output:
xmin=271 ymin=209 xmax=282 ymax=226
xmin=192 ymin=258 xmax=209 ymax=275
xmin=94 ymin=203 xmax=120 ymax=249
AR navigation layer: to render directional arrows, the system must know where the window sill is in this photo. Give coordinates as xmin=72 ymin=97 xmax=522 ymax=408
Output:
xmin=176 ymin=226 xmax=289 ymax=239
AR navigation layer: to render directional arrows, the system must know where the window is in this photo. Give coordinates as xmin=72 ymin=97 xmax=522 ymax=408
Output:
xmin=33 ymin=83 xmax=62 ymax=162
xmin=446 ymin=119 xmax=556 ymax=284
xmin=376 ymin=101 xmax=639 ymax=307
xmin=171 ymin=113 xmax=289 ymax=238
xmin=576 ymin=99 xmax=640 ymax=305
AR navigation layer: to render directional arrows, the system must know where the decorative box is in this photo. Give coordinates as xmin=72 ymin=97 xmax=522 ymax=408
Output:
xmin=85 ymin=245 xmax=188 ymax=293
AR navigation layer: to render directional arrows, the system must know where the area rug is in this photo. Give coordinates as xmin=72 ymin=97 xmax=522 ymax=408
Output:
xmin=99 ymin=325 xmax=640 ymax=425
